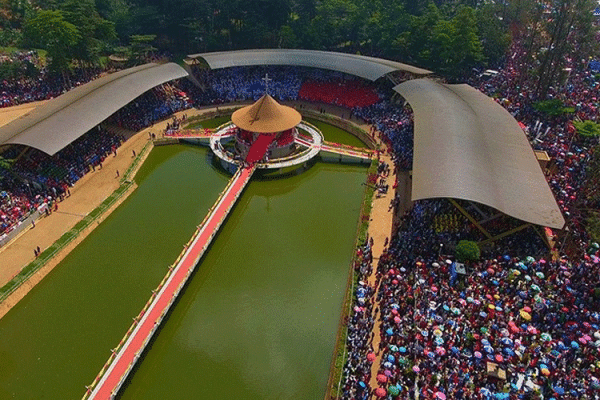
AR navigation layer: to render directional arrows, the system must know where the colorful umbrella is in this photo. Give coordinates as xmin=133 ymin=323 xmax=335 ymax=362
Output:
xmin=374 ymin=387 xmax=387 ymax=397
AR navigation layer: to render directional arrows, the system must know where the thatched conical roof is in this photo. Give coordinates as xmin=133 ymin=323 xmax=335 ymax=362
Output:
xmin=231 ymin=94 xmax=301 ymax=133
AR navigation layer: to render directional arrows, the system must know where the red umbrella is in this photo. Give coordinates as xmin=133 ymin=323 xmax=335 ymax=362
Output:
xmin=367 ymin=352 xmax=376 ymax=362
xmin=376 ymin=374 xmax=388 ymax=383
xmin=495 ymin=354 xmax=504 ymax=362
xmin=375 ymin=387 xmax=387 ymax=397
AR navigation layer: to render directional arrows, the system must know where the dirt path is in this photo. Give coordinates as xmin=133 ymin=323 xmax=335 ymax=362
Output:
xmin=0 ymin=108 xmax=212 ymax=319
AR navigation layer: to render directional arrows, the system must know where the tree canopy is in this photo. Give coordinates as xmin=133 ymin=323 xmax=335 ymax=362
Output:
xmin=0 ymin=0 xmax=597 ymax=87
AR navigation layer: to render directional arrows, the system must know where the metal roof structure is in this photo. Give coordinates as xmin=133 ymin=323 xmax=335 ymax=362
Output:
xmin=187 ymin=49 xmax=432 ymax=81
xmin=0 ymin=62 xmax=188 ymax=155
xmin=232 ymin=94 xmax=301 ymax=133
xmin=395 ymin=78 xmax=565 ymax=229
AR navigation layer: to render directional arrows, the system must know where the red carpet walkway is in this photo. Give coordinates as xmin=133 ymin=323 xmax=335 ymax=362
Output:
xmin=245 ymin=133 xmax=277 ymax=164
xmin=85 ymin=165 xmax=255 ymax=399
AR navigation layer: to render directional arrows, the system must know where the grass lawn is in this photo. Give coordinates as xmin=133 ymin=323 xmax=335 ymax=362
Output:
xmin=304 ymin=118 xmax=367 ymax=148
xmin=185 ymin=115 xmax=231 ymax=130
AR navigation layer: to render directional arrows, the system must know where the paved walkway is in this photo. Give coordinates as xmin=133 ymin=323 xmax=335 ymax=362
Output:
xmin=87 ymin=165 xmax=255 ymax=399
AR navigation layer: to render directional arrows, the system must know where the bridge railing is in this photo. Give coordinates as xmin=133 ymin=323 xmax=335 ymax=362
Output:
xmin=83 ymin=165 xmax=254 ymax=399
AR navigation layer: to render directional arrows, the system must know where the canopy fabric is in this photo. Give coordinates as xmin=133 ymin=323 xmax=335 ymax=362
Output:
xmin=395 ymin=78 xmax=565 ymax=229
xmin=0 ymin=62 xmax=188 ymax=155
xmin=232 ymin=94 xmax=301 ymax=133
xmin=187 ymin=49 xmax=432 ymax=81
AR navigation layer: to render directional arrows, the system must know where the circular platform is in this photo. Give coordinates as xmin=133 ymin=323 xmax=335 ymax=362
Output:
xmin=209 ymin=121 xmax=324 ymax=171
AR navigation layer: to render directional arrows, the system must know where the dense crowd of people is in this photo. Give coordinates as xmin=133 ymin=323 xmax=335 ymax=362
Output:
xmin=109 ymin=82 xmax=193 ymax=132
xmin=0 ymin=50 xmax=106 ymax=107
xmin=338 ymin=43 xmax=600 ymax=398
xmin=0 ymin=127 xmax=123 ymax=238
xmin=2 ymin=44 xmax=600 ymax=398
xmin=342 ymin=198 xmax=600 ymax=399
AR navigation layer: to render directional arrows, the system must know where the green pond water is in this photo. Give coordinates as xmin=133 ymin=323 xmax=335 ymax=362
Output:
xmin=0 ymin=144 xmax=366 ymax=399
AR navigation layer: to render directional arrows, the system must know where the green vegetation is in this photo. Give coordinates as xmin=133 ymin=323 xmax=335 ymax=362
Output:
xmin=1 ymin=0 xmax=597 ymax=87
xmin=574 ymin=120 xmax=600 ymax=138
xmin=455 ymin=240 xmax=481 ymax=263
xmin=185 ymin=115 xmax=231 ymax=130
xmin=304 ymin=117 xmax=367 ymax=148
xmin=533 ymin=99 xmax=575 ymax=116
xmin=587 ymin=212 xmax=600 ymax=244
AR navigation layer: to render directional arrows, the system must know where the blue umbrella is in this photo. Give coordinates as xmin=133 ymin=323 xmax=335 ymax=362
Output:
xmin=504 ymin=348 xmax=515 ymax=356
xmin=480 ymin=311 xmax=488 ymax=318
xmin=500 ymin=338 xmax=513 ymax=346
xmin=399 ymin=346 xmax=407 ymax=353
xmin=553 ymin=386 xmax=565 ymax=395
xmin=386 ymin=328 xmax=394 ymax=336
xmin=571 ymin=341 xmax=580 ymax=349
xmin=387 ymin=354 xmax=395 ymax=363
xmin=520 ymin=262 xmax=529 ymax=270
xmin=484 ymin=345 xmax=494 ymax=353
xmin=443 ymin=305 xmax=450 ymax=311
xmin=358 ymin=381 xmax=366 ymax=388
xmin=480 ymin=388 xmax=491 ymax=397
xmin=481 ymin=339 xmax=490 ymax=346
xmin=451 ymin=346 xmax=460 ymax=354
xmin=518 ymin=291 xmax=528 ymax=299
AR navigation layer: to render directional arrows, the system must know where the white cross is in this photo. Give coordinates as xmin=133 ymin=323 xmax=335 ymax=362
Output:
xmin=262 ymin=73 xmax=272 ymax=95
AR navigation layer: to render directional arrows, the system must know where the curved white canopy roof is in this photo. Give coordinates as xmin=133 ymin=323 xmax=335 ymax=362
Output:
xmin=187 ymin=49 xmax=431 ymax=81
xmin=0 ymin=62 xmax=188 ymax=155
xmin=395 ymin=78 xmax=564 ymax=229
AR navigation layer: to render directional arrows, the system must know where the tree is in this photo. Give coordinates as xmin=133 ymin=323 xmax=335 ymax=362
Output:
xmin=476 ymin=3 xmax=510 ymax=67
xmin=534 ymin=0 xmax=597 ymax=97
xmin=574 ymin=120 xmax=600 ymax=139
xmin=532 ymin=99 xmax=574 ymax=116
xmin=23 ymin=10 xmax=80 ymax=74
xmin=129 ymin=34 xmax=156 ymax=63
xmin=455 ymin=240 xmax=480 ymax=263
xmin=60 ymin=0 xmax=116 ymax=65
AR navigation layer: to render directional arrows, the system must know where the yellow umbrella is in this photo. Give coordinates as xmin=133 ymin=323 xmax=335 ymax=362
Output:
xmin=520 ymin=310 xmax=531 ymax=321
